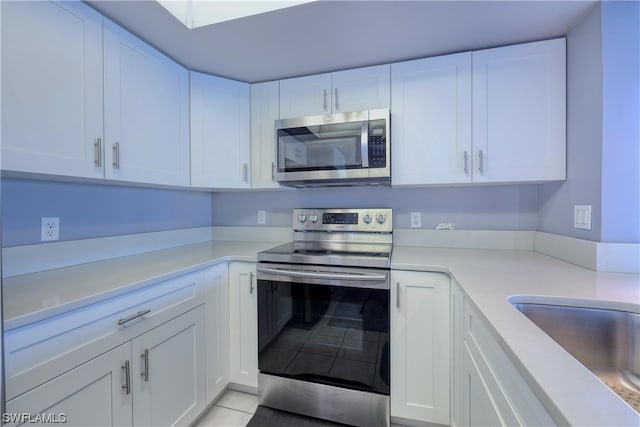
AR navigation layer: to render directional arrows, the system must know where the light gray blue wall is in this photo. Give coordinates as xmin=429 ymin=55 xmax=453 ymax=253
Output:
xmin=600 ymin=0 xmax=640 ymax=243
xmin=538 ymin=3 xmax=603 ymax=242
xmin=1 ymin=179 xmax=213 ymax=247
xmin=538 ymin=1 xmax=640 ymax=244
xmin=212 ymin=185 xmax=538 ymax=230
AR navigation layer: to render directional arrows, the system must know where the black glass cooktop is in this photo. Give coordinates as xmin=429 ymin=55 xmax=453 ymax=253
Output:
xmin=258 ymin=241 xmax=392 ymax=269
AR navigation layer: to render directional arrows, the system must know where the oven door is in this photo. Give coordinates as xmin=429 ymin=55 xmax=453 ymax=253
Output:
xmin=256 ymin=263 xmax=390 ymax=395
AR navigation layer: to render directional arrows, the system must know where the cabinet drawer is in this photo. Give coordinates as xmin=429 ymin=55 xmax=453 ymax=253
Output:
xmin=464 ymin=301 xmax=555 ymax=426
xmin=4 ymin=270 xmax=206 ymax=400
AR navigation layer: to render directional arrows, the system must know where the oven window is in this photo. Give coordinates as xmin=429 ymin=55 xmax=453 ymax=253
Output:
xmin=258 ymin=280 xmax=390 ymax=395
xmin=277 ymin=121 xmax=365 ymax=172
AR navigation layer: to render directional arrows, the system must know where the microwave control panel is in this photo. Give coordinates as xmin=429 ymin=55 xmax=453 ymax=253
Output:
xmin=368 ymin=123 xmax=386 ymax=168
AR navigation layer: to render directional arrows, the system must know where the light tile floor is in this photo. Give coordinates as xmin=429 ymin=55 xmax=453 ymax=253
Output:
xmin=194 ymin=390 xmax=258 ymax=427
xmin=195 ymin=389 xmax=405 ymax=427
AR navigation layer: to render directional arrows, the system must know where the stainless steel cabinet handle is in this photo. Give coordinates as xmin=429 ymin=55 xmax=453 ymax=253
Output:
xmin=271 ymin=162 xmax=275 ymax=181
xmin=463 ymin=151 xmax=469 ymax=175
xmin=323 ymin=89 xmax=328 ymax=111
xmin=141 ymin=349 xmax=149 ymax=382
xmin=94 ymin=138 xmax=102 ymax=167
xmin=112 ymin=142 xmax=120 ymax=169
xmin=121 ymin=360 xmax=131 ymax=395
xmin=243 ymin=163 xmax=248 ymax=182
xmin=334 ymin=88 xmax=339 ymax=111
xmin=478 ymin=149 xmax=484 ymax=174
xmin=396 ymin=282 xmax=400 ymax=309
xmin=117 ymin=309 xmax=151 ymax=326
xmin=249 ymin=272 xmax=255 ymax=294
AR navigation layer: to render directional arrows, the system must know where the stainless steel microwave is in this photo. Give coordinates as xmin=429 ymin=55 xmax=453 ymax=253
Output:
xmin=274 ymin=109 xmax=390 ymax=187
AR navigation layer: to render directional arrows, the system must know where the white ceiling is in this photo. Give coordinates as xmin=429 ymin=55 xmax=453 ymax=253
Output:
xmin=85 ymin=0 xmax=597 ymax=83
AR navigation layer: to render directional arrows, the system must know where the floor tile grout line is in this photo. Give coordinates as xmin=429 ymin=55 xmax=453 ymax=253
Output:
xmin=214 ymin=403 xmax=258 ymax=415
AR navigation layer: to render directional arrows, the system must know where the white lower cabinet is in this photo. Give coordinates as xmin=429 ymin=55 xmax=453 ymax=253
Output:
xmin=4 ymin=270 xmax=209 ymax=427
xmin=5 ymin=343 xmax=132 ymax=427
xmin=6 ymin=307 xmax=206 ymax=427
xmin=132 ymin=306 xmax=207 ymax=427
xmin=450 ymin=280 xmax=466 ymax=427
xmin=203 ymin=262 xmax=230 ymax=402
xmin=228 ymin=262 xmax=258 ymax=389
xmin=390 ymin=270 xmax=450 ymax=425
xmin=461 ymin=298 xmax=556 ymax=426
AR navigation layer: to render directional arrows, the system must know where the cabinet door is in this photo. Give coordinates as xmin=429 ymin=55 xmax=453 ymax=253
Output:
xmin=228 ymin=262 xmax=258 ymax=389
xmin=331 ymin=64 xmax=390 ymax=112
xmin=463 ymin=347 xmax=506 ymax=427
xmin=472 ymin=38 xmax=566 ymax=183
xmin=390 ymin=271 xmax=450 ymax=424
xmin=251 ymin=81 xmax=280 ymax=189
xmin=103 ymin=18 xmax=190 ymax=187
xmin=391 ymin=53 xmax=472 ymax=185
xmin=132 ymin=307 xmax=207 ymax=427
xmin=451 ymin=281 xmax=466 ymax=427
xmin=191 ymin=72 xmax=250 ymax=189
xmin=1 ymin=0 xmax=104 ymax=179
xmin=203 ymin=263 xmax=230 ymax=402
xmin=5 ymin=343 xmax=132 ymax=427
xmin=279 ymin=73 xmax=332 ymax=119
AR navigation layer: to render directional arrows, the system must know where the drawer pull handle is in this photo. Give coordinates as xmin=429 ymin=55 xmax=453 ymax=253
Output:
xmin=117 ymin=309 xmax=151 ymax=326
xmin=141 ymin=349 xmax=149 ymax=382
xmin=121 ymin=360 xmax=131 ymax=395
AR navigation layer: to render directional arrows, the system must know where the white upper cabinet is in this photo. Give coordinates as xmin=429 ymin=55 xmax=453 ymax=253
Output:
xmin=391 ymin=39 xmax=566 ymax=186
xmin=330 ymin=65 xmax=391 ymax=113
xmin=251 ymin=81 xmax=281 ymax=189
xmin=391 ymin=52 xmax=472 ymax=185
xmin=279 ymin=73 xmax=332 ymax=119
xmin=190 ymin=72 xmax=250 ymax=189
xmin=279 ymin=64 xmax=390 ymax=119
xmin=1 ymin=0 xmax=104 ymax=179
xmin=472 ymin=38 xmax=566 ymax=183
xmin=103 ymin=19 xmax=190 ymax=187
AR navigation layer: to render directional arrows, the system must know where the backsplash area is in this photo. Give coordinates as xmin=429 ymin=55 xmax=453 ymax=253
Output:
xmin=1 ymin=178 xmax=213 ymax=247
xmin=212 ymin=185 xmax=538 ymax=230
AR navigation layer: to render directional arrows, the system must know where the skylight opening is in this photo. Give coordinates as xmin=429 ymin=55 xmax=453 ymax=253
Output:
xmin=157 ymin=0 xmax=317 ymax=29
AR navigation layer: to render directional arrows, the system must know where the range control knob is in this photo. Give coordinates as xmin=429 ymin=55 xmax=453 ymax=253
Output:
xmin=376 ymin=214 xmax=386 ymax=224
xmin=363 ymin=214 xmax=373 ymax=224
xmin=310 ymin=215 xmax=319 ymax=224
xmin=298 ymin=214 xmax=307 ymax=224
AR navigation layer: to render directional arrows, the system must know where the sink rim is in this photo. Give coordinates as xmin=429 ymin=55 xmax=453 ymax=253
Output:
xmin=507 ymin=294 xmax=640 ymax=315
xmin=508 ymin=294 xmax=640 ymax=414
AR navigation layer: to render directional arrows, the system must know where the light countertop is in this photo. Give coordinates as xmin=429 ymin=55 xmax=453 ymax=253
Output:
xmin=3 ymin=241 xmax=639 ymax=425
xmin=2 ymin=240 xmax=280 ymax=331
xmin=392 ymin=245 xmax=640 ymax=427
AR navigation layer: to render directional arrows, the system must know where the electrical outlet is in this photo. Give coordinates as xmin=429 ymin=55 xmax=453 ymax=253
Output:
xmin=41 ymin=217 xmax=60 ymax=241
xmin=257 ymin=210 xmax=266 ymax=225
xmin=410 ymin=212 xmax=421 ymax=228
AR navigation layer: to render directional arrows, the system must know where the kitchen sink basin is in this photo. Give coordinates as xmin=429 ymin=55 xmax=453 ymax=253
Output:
xmin=511 ymin=301 xmax=640 ymax=412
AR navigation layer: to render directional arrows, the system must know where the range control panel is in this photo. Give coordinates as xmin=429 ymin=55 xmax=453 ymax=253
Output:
xmin=293 ymin=208 xmax=392 ymax=233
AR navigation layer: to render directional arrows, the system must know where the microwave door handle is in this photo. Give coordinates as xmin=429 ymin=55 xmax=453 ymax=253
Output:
xmin=361 ymin=121 xmax=369 ymax=168
xmin=257 ymin=267 xmax=385 ymax=282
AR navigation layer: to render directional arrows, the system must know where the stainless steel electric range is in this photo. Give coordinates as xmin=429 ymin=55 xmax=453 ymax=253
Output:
xmin=256 ymin=208 xmax=392 ymax=427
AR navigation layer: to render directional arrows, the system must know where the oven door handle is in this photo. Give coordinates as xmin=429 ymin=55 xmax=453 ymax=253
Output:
xmin=257 ymin=267 xmax=386 ymax=282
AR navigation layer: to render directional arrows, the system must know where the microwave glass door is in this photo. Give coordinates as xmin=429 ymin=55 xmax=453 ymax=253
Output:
xmin=277 ymin=121 xmax=367 ymax=172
